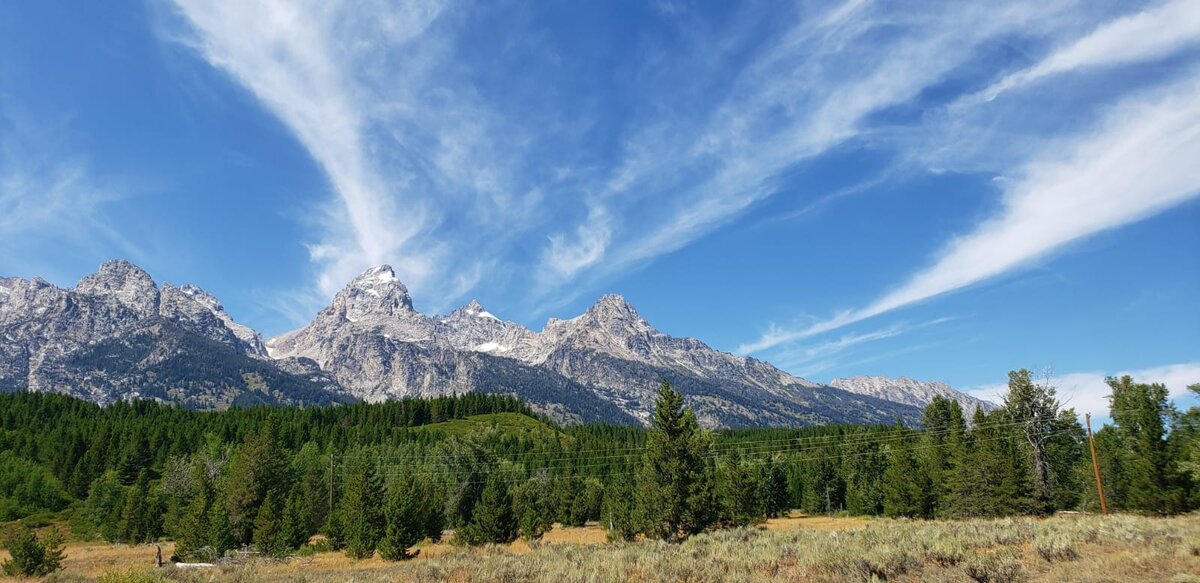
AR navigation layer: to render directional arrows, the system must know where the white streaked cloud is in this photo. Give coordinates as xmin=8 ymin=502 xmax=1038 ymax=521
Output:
xmin=979 ymin=0 xmax=1200 ymax=102
xmin=535 ymin=0 xmax=1079 ymax=292
xmin=965 ymin=362 xmax=1200 ymax=425
xmin=772 ymin=325 xmax=904 ymax=370
xmin=166 ymin=0 xmax=558 ymax=319
xmin=168 ymin=0 xmax=443 ymax=302
xmin=158 ymin=0 xmax=1199 ymax=332
xmin=770 ymin=316 xmax=959 ymax=375
xmin=740 ymin=67 xmax=1200 ymax=354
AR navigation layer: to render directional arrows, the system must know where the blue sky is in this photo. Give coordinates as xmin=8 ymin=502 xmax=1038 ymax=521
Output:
xmin=2 ymin=0 xmax=1198 ymax=417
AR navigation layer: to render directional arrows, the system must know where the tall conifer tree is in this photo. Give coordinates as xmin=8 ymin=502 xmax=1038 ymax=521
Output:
xmin=378 ymin=476 xmax=425 ymax=560
xmin=635 ymin=380 xmax=714 ymax=541
xmin=338 ymin=458 xmax=384 ymax=559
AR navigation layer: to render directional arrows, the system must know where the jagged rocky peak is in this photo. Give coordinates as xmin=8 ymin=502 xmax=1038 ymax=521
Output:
xmin=587 ymin=293 xmax=640 ymax=319
xmin=334 ymin=265 xmax=415 ymax=322
xmin=74 ymin=259 xmax=160 ymax=316
xmin=172 ymin=283 xmax=267 ymax=357
xmin=177 ymin=283 xmax=224 ymax=309
xmin=451 ymin=299 xmax=500 ymax=321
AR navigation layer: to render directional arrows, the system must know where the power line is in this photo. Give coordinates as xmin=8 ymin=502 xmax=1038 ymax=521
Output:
xmin=337 ymin=411 xmax=1077 ymax=473
xmin=336 ymin=423 xmax=1077 ymax=485
xmin=350 ymin=410 xmax=1084 ymax=468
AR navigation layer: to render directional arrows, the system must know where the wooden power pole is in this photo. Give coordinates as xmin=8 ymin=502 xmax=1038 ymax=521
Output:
xmin=1085 ymin=413 xmax=1108 ymax=515
xmin=328 ymin=453 xmax=335 ymax=513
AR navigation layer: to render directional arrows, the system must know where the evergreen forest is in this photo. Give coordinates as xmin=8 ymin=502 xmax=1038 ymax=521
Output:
xmin=0 ymin=370 xmax=1197 ymax=562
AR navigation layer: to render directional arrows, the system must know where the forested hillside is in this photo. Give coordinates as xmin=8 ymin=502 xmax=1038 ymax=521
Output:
xmin=0 ymin=371 xmax=1196 ymax=563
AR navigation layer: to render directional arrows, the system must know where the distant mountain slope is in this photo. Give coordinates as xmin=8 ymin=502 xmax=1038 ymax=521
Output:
xmin=269 ymin=265 xmax=924 ymax=427
xmin=829 ymin=375 xmax=998 ymax=416
xmin=0 ymin=261 xmax=347 ymax=408
xmin=3 ymin=260 xmax=936 ymax=427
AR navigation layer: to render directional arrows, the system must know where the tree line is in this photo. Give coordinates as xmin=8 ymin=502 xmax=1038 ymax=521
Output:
xmin=0 ymin=371 xmax=1196 ymax=561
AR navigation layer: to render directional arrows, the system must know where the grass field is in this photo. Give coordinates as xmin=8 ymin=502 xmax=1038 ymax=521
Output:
xmin=3 ymin=513 xmax=1198 ymax=582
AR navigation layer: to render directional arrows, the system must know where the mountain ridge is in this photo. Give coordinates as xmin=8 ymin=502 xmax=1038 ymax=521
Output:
xmin=265 ymin=265 xmax=922 ymax=426
xmin=0 ymin=260 xmax=347 ymax=408
xmin=829 ymin=375 xmax=997 ymax=415
xmin=0 ymin=260 xmax=991 ymax=427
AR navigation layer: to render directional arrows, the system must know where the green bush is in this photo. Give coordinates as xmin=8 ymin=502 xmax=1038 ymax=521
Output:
xmin=2 ymin=526 xmax=66 ymax=577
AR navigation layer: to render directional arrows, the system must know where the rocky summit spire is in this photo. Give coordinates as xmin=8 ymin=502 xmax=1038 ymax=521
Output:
xmin=452 ymin=299 xmax=500 ymax=321
xmin=586 ymin=293 xmax=640 ymax=321
xmin=335 ymin=265 xmax=414 ymax=321
xmin=74 ymin=259 xmax=159 ymax=317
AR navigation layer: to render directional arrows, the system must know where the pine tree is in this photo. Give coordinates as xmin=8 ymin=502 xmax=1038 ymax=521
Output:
xmin=117 ymin=469 xmax=151 ymax=543
xmin=756 ymin=461 xmax=789 ymax=519
xmin=552 ymin=475 xmax=583 ymax=527
xmin=117 ymin=435 xmax=152 ymax=486
xmin=1 ymin=526 xmax=64 ymax=577
xmin=252 ymin=490 xmax=282 ymax=557
xmin=842 ymin=439 xmax=886 ymax=516
xmin=378 ymin=476 xmax=425 ymax=560
xmin=455 ymin=472 xmax=517 ymax=545
xmin=571 ymin=478 xmax=604 ymax=525
xmin=291 ymin=444 xmax=330 ymax=534
xmin=1046 ymin=408 xmax=1087 ymax=511
xmin=512 ymin=475 xmax=554 ymax=541
xmin=601 ymin=473 xmax=638 ymax=542
xmin=882 ymin=425 xmax=932 ymax=518
xmin=174 ymin=475 xmax=210 ymax=560
xmin=1106 ymin=375 xmax=1186 ymax=513
xmin=83 ymin=470 xmax=126 ymax=543
xmin=922 ymin=397 xmax=968 ymax=517
xmin=716 ymin=451 xmax=760 ymax=527
xmin=276 ymin=490 xmax=312 ymax=553
xmin=323 ymin=505 xmax=344 ymax=551
xmin=414 ymin=474 xmax=446 ymax=542
xmin=1179 ymin=384 xmax=1200 ymax=485
xmin=225 ymin=419 xmax=289 ymax=545
xmin=338 ymin=458 xmax=384 ymax=559
xmin=1003 ymin=369 xmax=1061 ymax=512
xmin=207 ymin=500 xmax=235 ymax=557
xmin=800 ymin=445 xmax=844 ymax=515
xmin=635 ymin=380 xmax=713 ymax=541
xmin=953 ymin=409 xmax=1034 ymax=517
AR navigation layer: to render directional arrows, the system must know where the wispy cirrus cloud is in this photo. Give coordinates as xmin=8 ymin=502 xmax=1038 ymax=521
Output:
xmin=769 ymin=316 xmax=959 ymax=375
xmin=978 ymin=0 xmax=1200 ymax=103
xmin=0 ymin=108 xmax=144 ymax=277
xmin=740 ymin=60 xmax=1200 ymax=355
xmin=165 ymin=0 xmax=560 ymax=317
xmin=160 ymin=0 xmax=1197 ymax=334
xmin=167 ymin=0 xmax=444 ymax=302
xmin=534 ymin=0 xmax=1081 ymax=294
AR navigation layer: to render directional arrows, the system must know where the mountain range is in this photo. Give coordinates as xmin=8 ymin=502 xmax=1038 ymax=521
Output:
xmin=0 ymin=260 xmax=995 ymax=426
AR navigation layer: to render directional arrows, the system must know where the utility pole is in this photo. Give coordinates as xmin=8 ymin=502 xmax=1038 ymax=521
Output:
xmin=328 ymin=453 xmax=335 ymax=514
xmin=1085 ymin=413 xmax=1108 ymax=515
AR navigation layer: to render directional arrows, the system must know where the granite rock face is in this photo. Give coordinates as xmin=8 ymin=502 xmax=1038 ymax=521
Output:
xmin=2 ymin=261 xmax=940 ymax=427
xmin=0 ymin=261 xmax=344 ymax=409
xmin=268 ymin=265 xmax=924 ymax=427
xmin=829 ymin=375 xmax=998 ymax=416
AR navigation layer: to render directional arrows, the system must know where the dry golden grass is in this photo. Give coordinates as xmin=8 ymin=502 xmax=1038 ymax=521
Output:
xmin=760 ymin=512 xmax=869 ymax=532
xmin=6 ymin=513 xmax=1198 ymax=582
xmin=0 ymin=541 xmax=174 ymax=582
